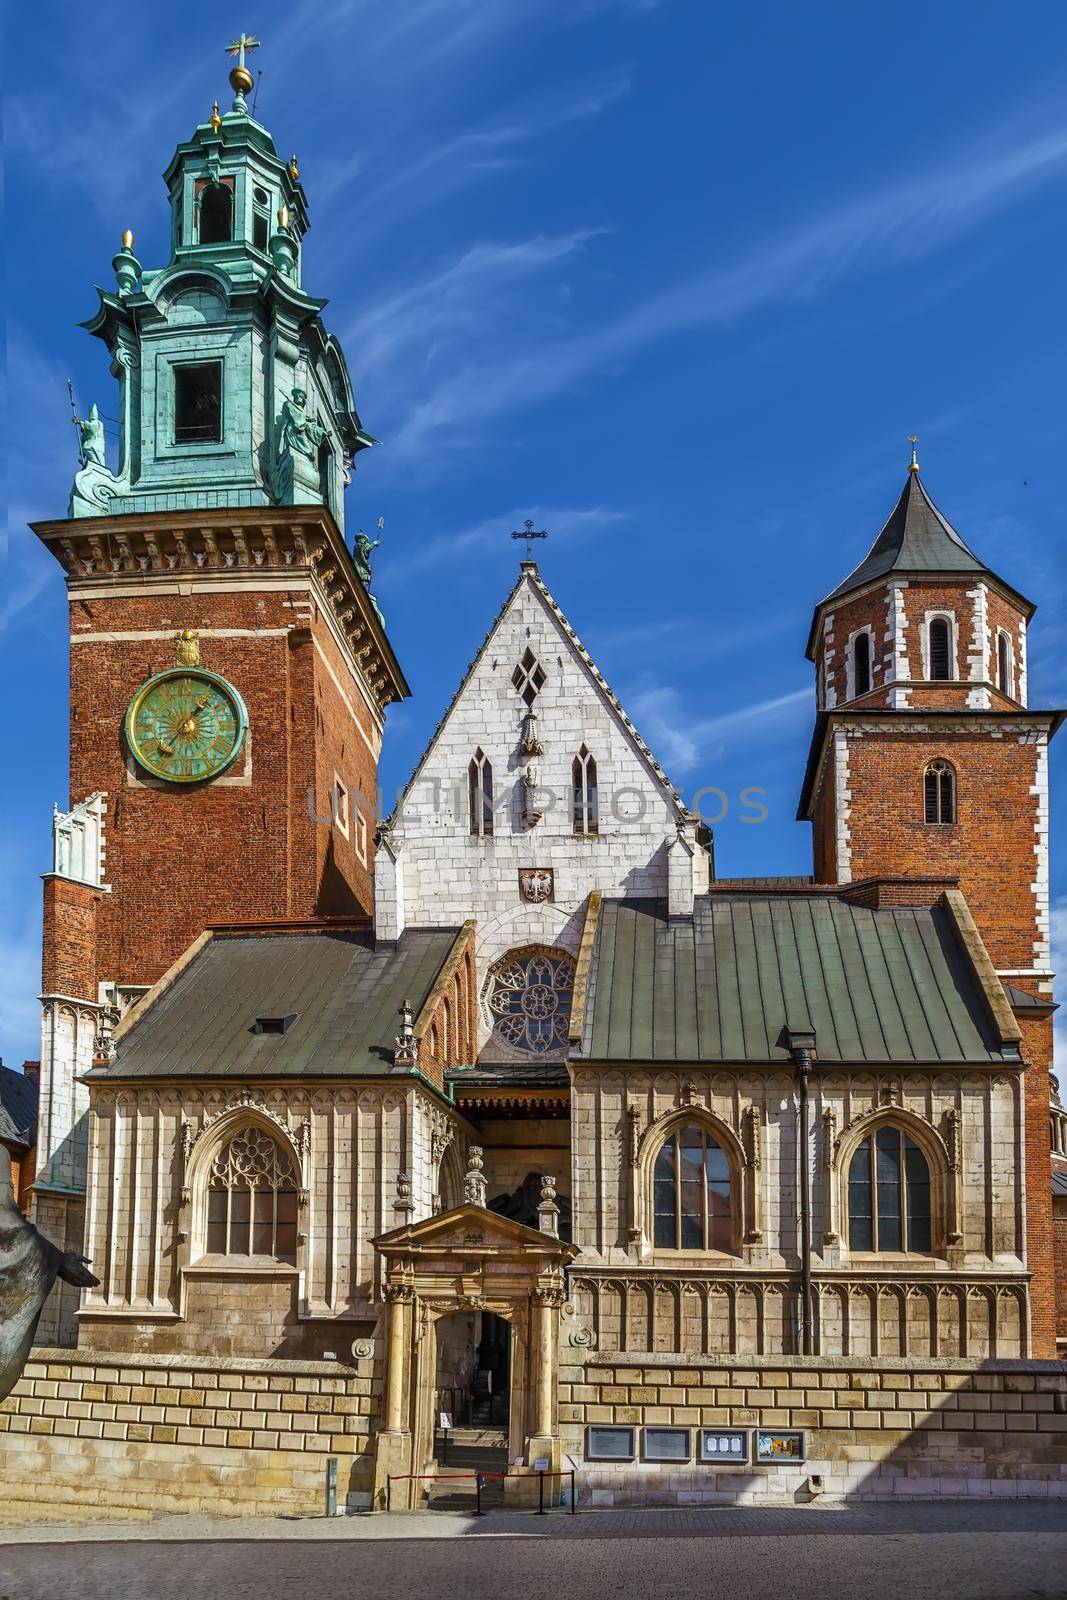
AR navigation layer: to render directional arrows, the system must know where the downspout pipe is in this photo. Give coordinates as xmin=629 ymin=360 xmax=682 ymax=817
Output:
xmin=786 ymin=1028 xmax=817 ymax=1357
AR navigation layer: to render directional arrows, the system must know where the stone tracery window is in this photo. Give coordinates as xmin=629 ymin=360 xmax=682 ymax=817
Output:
xmin=924 ymin=760 xmax=955 ymax=825
xmin=847 ymin=1126 xmax=931 ymax=1253
xmin=512 ymin=647 xmax=546 ymax=707
xmin=487 ymin=948 xmax=575 ymax=1055
xmin=468 ymin=749 xmax=494 ymax=836
xmin=206 ymin=1124 xmax=298 ymax=1261
xmin=652 ymin=1123 xmax=733 ymax=1251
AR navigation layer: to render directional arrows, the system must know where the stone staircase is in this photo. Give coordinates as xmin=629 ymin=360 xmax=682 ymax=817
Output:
xmin=420 ymin=1428 xmax=509 ymax=1510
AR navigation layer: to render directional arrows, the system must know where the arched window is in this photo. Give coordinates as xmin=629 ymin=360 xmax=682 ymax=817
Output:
xmin=198 ymin=182 xmax=233 ymax=244
xmin=852 ymin=631 xmax=871 ymax=698
xmin=928 ymin=616 xmax=952 ymax=680
xmin=924 ymin=760 xmax=955 ymax=825
xmin=848 ymin=1126 xmax=931 ymax=1253
xmin=572 ymin=746 xmax=598 ymax=835
xmin=652 ymin=1124 xmax=732 ymax=1251
xmin=468 ymin=749 xmax=493 ymax=836
xmin=997 ymin=631 xmax=1014 ymax=696
xmin=206 ymin=1125 xmax=298 ymax=1261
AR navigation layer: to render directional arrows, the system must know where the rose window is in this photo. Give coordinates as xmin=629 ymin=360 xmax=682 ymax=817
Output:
xmin=488 ymin=950 xmax=575 ymax=1055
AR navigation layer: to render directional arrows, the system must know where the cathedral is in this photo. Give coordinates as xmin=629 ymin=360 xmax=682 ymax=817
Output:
xmin=4 ymin=48 xmax=1064 ymax=1518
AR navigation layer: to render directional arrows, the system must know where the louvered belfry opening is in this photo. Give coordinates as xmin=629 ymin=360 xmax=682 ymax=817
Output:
xmin=928 ymin=617 xmax=951 ymax=680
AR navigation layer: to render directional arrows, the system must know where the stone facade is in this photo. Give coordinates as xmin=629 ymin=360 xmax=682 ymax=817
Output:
xmin=559 ymin=1351 xmax=1067 ymax=1505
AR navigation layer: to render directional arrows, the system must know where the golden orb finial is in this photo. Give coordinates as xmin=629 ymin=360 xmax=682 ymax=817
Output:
xmin=289 ymin=153 xmax=300 ymax=181
xmin=907 ymin=435 xmax=920 ymax=473
xmin=209 ymin=99 xmax=222 ymax=134
xmin=277 ymin=203 xmax=291 ymax=231
xmin=225 ymin=33 xmax=260 ymax=105
xmin=120 ymin=228 xmax=135 ymax=251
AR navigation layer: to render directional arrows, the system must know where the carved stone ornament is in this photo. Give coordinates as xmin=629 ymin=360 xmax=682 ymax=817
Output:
xmin=175 ymin=629 xmax=201 ymax=667
xmin=463 ymin=1145 xmax=488 ymax=1208
xmin=351 ymin=1339 xmax=375 ymax=1361
xmin=518 ymin=868 xmax=554 ymax=904
xmin=625 ymin=1105 xmax=641 ymax=1168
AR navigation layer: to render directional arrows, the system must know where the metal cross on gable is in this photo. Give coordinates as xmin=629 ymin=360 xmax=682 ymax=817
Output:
xmin=511 ymin=518 xmax=548 ymax=561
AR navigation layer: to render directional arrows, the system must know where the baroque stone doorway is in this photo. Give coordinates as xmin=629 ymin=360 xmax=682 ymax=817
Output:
xmin=371 ymin=1204 xmax=577 ymax=1510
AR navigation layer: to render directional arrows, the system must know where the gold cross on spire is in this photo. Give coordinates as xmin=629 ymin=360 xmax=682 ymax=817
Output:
xmin=907 ymin=434 xmax=920 ymax=473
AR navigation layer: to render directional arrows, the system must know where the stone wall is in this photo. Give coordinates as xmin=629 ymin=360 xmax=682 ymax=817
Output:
xmin=0 ymin=1347 xmax=380 ymax=1524
xmin=560 ymin=1350 xmax=1067 ymax=1505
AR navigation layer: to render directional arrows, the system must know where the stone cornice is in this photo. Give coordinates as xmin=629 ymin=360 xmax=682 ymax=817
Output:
xmin=30 ymin=506 xmax=409 ymax=716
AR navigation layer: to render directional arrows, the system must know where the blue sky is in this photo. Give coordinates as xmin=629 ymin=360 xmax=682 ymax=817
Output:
xmin=4 ymin=0 xmax=1066 ymax=1067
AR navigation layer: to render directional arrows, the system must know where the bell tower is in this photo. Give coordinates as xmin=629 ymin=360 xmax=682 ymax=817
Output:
xmin=31 ymin=41 xmax=409 ymax=1342
xmin=798 ymin=444 xmax=1062 ymax=1354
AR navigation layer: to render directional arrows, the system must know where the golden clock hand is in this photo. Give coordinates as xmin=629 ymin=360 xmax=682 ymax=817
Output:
xmin=158 ymin=740 xmax=175 ymax=756
xmin=196 ymin=692 xmax=210 ymax=710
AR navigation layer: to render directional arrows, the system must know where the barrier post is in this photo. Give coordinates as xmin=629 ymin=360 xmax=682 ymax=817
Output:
xmin=387 ymin=1475 xmax=392 ymax=1514
xmin=538 ymin=1470 xmax=545 ymax=1514
xmin=475 ymin=1472 xmax=483 ymax=1516
xmin=326 ymin=1457 xmax=337 ymax=1517
xmin=570 ymin=1468 xmax=576 ymax=1513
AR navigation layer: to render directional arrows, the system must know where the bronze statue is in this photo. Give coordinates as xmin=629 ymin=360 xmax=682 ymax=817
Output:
xmin=0 ymin=1150 xmax=99 ymax=1402
xmin=276 ymin=387 xmax=324 ymax=461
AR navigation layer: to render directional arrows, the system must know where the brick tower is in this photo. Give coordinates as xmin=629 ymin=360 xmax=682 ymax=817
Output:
xmin=31 ymin=47 xmax=408 ymax=1341
xmin=798 ymin=444 xmax=1062 ymax=1353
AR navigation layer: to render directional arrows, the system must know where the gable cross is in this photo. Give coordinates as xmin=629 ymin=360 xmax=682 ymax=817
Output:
xmin=511 ymin=518 xmax=548 ymax=562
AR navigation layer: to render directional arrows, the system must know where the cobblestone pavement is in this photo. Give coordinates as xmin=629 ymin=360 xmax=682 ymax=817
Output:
xmin=1 ymin=1503 xmax=1065 ymax=1600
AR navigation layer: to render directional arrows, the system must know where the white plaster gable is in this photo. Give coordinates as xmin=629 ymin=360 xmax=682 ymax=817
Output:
xmin=375 ymin=564 xmax=706 ymax=1035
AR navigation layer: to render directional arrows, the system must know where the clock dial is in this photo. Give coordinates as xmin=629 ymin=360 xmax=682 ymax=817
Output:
xmin=125 ymin=668 xmax=248 ymax=784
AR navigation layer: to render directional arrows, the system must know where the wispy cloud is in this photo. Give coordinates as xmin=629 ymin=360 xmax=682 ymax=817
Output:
xmin=317 ymin=69 xmax=631 ymax=212
xmin=375 ymin=116 xmax=1067 ymax=461
xmin=627 ymin=684 xmax=810 ymax=773
xmin=377 ymin=502 xmax=626 ymax=578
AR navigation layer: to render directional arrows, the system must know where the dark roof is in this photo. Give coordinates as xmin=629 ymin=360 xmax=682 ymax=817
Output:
xmin=0 ymin=1065 xmax=38 ymax=1146
xmin=1052 ymin=1166 xmax=1067 ymax=1199
xmin=447 ymin=1064 xmax=570 ymax=1088
xmin=579 ymin=895 xmax=1011 ymax=1065
xmin=96 ymin=928 xmax=462 ymax=1080
xmin=807 ymin=471 xmax=1034 ymax=656
xmin=1002 ymin=981 xmax=1059 ymax=1014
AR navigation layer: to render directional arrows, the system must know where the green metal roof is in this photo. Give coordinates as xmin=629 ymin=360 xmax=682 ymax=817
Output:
xmin=94 ymin=928 xmax=461 ymax=1080
xmin=579 ymin=896 xmax=1010 ymax=1065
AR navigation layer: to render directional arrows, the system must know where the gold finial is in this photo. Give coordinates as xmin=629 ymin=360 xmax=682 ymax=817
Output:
xmin=907 ymin=435 xmax=920 ymax=473
xmin=289 ymin=153 xmax=300 ymax=181
xmin=277 ymin=203 xmax=291 ymax=231
xmin=225 ymin=32 xmax=260 ymax=101
xmin=120 ymin=228 xmax=135 ymax=251
xmin=175 ymin=629 xmax=201 ymax=668
xmin=209 ymin=99 xmax=222 ymax=134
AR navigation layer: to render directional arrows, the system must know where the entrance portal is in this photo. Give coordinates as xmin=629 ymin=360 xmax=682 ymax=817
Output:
xmin=433 ymin=1309 xmax=511 ymax=1428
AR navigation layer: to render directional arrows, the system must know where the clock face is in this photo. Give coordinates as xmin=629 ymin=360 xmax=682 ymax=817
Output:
xmin=125 ymin=668 xmax=248 ymax=784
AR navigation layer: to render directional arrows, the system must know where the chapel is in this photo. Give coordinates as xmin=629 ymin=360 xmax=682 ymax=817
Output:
xmin=14 ymin=45 xmax=1064 ymax=1513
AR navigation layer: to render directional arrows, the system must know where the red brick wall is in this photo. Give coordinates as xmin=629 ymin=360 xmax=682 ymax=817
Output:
xmin=1054 ymin=1179 xmax=1067 ymax=1346
xmin=1015 ymin=1010 xmax=1058 ymax=1358
xmin=831 ymin=725 xmax=1042 ymax=971
xmin=41 ymin=875 xmax=101 ymax=999
xmin=815 ymin=578 xmax=1029 ymax=711
xmin=61 ymin=581 xmax=382 ymax=994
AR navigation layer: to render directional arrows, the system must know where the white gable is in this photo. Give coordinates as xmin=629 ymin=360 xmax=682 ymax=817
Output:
xmin=375 ymin=566 xmax=709 ymax=1047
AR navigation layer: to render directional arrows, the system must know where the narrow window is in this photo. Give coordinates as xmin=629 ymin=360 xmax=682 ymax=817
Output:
xmin=206 ymin=1126 xmax=298 ymax=1261
xmin=928 ymin=616 xmax=951 ymax=680
xmin=198 ymin=182 xmax=233 ymax=244
xmin=652 ymin=1124 xmax=732 ymax=1251
xmin=923 ymin=760 xmax=955 ymax=825
xmin=852 ymin=631 xmax=871 ymax=697
xmin=355 ymin=810 xmax=368 ymax=864
xmin=997 ymin=632 xmax=1013 ymax=696
xmin=252 ymin=210 xmax=269 ymax=251
xmin=847 ymin=1128 xmax=931 ymax=1253
xmin=317 ymin=438 xmax=333 ymax=509
xmin=468 ymin=749 xmax=493 ymax=836
xmin=333 ymin=778 xmax=349 ymax=836
xmin=572 ymin=746 xmax=598 ymax=835
xmin=174 ymin=362 xmax=222 ymax=444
